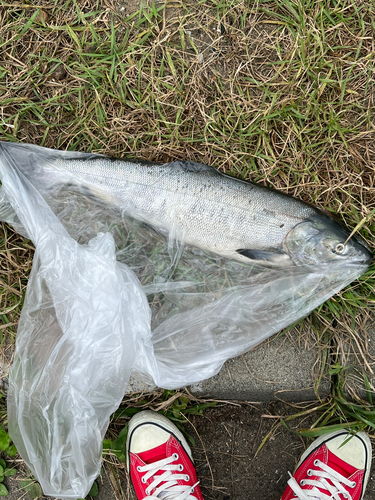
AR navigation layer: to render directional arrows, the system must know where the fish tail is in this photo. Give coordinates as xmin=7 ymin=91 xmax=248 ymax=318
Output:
xmin=0 ymin=141 xmax=101 ymax=193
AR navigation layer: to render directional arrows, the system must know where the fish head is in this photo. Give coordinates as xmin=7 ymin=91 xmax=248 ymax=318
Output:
xmin=284 ymin=214 xmax=373 ymax=267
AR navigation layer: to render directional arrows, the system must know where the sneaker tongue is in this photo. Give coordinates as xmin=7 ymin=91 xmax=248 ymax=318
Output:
xmin=137 ymin=440 xmax=178 ymax=499
xmin=308 ymin=449 xmax=358 ymax=499
xmin=327 ymin=449 xmax=358 ymax=478
xmin=137 ymin=442 xmax=168 ymax=465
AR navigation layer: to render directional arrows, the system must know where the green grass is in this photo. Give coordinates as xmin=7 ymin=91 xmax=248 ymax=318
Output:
xmin=0 ymin=0 xmax=375 ymax=459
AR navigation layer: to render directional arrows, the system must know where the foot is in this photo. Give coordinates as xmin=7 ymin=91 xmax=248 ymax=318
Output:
xmin=126 ymin=410 xmax=204 ymax=500
xmin=281 ymin=429 xmax=372 ymax=500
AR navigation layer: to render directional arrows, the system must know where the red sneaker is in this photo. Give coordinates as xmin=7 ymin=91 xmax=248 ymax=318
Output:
xmin=281 ymin=430 xmax=372 ymax=500
xmin=126 ymin=410 xmax=204 ymax=500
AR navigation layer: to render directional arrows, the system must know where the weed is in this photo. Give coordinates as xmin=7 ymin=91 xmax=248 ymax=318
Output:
xmin=106 ymin=390 xmax=217 ymax=459
xmin=0 ymin=410 xmax=18 ymax=497
xmin=19 ymin=477 xmax=42 ymax=500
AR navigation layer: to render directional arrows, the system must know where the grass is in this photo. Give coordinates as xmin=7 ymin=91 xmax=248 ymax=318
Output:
xmin=0 ymin=223 xmax=32 ymax=349
xmin=0 ymin=0 xmax=375 ymax=494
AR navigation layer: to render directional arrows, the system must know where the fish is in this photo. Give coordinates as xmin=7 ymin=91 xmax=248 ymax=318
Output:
xmin=2 ymin=143 xmax=373 ymax=268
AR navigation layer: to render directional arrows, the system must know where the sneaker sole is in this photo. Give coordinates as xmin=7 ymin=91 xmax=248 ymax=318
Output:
xmin=296 ymin=430 xmax=372 ymax=500
xmin=126 ymin=410 xmax=193 ymax=473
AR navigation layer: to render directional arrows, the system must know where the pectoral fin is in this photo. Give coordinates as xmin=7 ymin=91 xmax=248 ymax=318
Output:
xmin=236 ymin=248 xmax=291 ymax=265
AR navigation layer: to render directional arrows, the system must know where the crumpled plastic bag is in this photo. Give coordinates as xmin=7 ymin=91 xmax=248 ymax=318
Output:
xmin=0 ymin=142 xmax=370 ymax=499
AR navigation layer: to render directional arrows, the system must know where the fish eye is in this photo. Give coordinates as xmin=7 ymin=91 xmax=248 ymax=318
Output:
xmin=334 ymin=243 xmax=346 ymax=254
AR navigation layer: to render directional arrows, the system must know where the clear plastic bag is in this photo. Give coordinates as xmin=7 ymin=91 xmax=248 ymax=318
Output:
xmin=0 ymin=142 xmax=370 ymax=499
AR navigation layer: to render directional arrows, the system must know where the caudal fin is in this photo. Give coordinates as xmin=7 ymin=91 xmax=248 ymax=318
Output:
xmin=0 ymin=141 xmax=101 ymax=193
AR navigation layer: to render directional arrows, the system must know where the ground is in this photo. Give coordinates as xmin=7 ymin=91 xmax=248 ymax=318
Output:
xmin=3 ymin=402 xmax=375 ymax=500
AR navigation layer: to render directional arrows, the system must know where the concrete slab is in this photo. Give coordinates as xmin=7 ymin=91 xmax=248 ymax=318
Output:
xmin=189 ymin=332 xmax=331 ymax=402
xmin=341 ymin=320 xmax=375 ymax=401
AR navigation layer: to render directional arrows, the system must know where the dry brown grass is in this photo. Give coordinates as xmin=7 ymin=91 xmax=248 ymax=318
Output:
xmin=0 ymin=223 xmax=33 ymax=372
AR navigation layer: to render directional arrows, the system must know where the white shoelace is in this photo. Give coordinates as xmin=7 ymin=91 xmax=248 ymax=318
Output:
xmin=137 ymin=452 xmax=199 ymax=500
xmin=288 ymin=459 xmax=357 ymax=500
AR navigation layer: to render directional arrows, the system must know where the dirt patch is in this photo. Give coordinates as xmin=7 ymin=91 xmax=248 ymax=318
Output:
xmin=187 ymin=403 xmax=320 ymax=500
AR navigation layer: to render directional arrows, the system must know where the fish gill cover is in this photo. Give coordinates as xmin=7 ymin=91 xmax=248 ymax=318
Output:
xmin=0 ymin=142 xmax=372 ymax=498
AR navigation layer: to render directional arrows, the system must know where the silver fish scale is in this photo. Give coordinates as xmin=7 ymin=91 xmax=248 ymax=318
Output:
xmin=54 ymin=158 xmax=317 ymax=259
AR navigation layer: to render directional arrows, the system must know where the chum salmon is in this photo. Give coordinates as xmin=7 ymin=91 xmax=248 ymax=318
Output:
xmin=0 ymin=142 xmax=372 ymax=269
